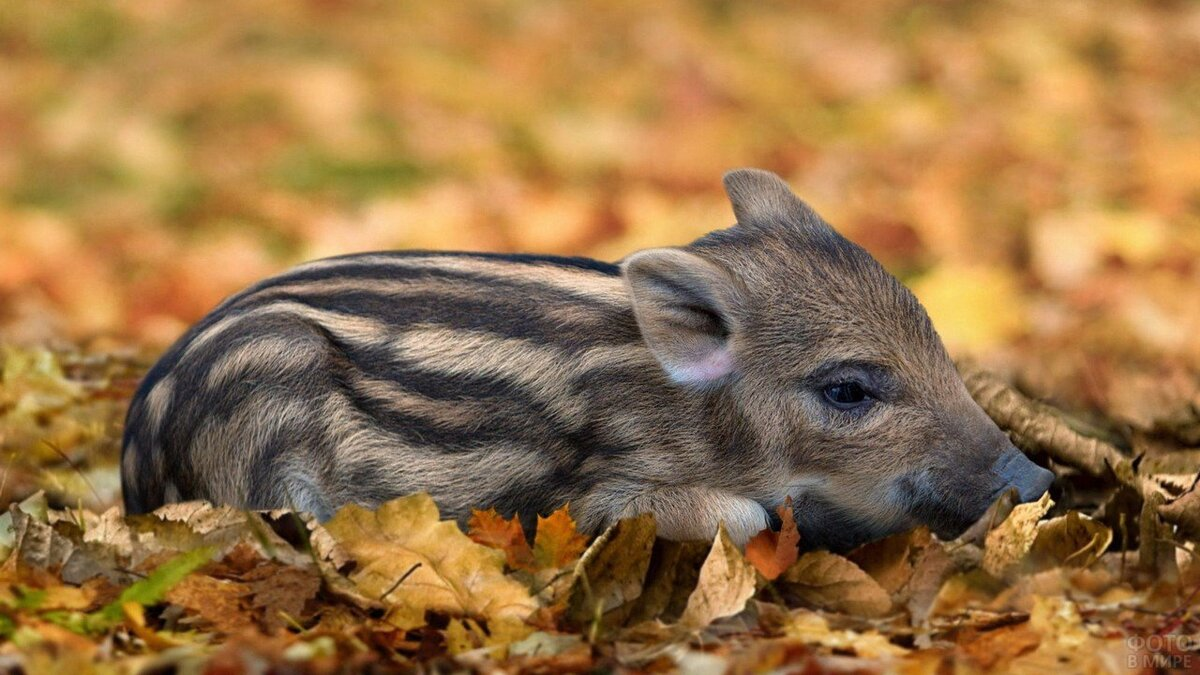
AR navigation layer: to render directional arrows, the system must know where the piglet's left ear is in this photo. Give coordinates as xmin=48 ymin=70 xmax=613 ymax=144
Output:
xmin=622 ymin=248 xmax=741 ymax=386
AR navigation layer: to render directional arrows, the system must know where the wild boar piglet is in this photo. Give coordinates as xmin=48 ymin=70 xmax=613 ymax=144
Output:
xmin=121 ymin=168 xmax=1054 ymax=550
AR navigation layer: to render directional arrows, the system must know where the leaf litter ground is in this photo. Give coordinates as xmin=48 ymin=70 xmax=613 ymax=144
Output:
xmin=2 ymin=347 xmax=1200 ymax=673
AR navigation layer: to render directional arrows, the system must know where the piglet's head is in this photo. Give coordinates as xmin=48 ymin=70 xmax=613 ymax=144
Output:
xmin=622 ymin=168 xmax=1053 ymax=551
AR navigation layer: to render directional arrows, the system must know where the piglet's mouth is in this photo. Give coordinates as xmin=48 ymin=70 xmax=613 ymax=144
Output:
xmin=924 ymin=480 xmax=1056 ymax=544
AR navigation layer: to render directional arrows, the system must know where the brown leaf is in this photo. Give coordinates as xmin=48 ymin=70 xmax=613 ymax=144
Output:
xmin=565 ymin=513 xmax=656 ymax=629
xmin=847 ymin=526 xmax=933 ymax=595
xmin=242 ymin=563 xmax=321 ymax=633
xmin=902 ymin=538 xmax=959 ymax=625
xmin=678 ymin=524 xmax=758 ymax=629
xmin=624 ymin=539 xmax=712 ymax=625
xmin=983 ymin=492 xmax=1053 ymax=578
xmin=745 ymin=498 xmax=799 ymax=581
xmin=533 ymin=505 xmax=588 ymax=570
xmin=778 ymin=552 xmax=893 ymax=618
xmin=957 ymin=622 xmax=1041 ymax=669
xmin=165 ymin=574 xmax=256 ymax=634
xmin=468 ymin=508 xmax=535 ymax=571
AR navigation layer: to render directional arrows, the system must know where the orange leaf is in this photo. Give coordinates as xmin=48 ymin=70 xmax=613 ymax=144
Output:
xmin=533 ymin=505 xmax=588 ymax=569
xmin=467 ymin=508 xmax=535 ymax=571
xmin=745 ymin=497 xmax=800 ymax=581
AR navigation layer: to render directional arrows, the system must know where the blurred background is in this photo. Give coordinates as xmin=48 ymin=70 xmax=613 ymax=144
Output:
xmin=1 ymin=0 xmax=1199 ymax=509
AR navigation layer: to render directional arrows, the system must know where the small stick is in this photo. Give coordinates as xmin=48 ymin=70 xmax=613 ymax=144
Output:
xmin=959 ymin=363 xmax=1125 ymax=478
xmin=381 ymin=562 xmax=422 ymax=601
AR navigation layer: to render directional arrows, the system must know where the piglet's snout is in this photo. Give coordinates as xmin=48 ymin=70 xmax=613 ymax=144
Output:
xmin=992 ymin=445 xmax=1054 ymax=502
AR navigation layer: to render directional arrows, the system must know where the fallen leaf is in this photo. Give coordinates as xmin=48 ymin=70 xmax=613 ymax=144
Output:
xmin=0 ymin=581 xmax=94 ymax=612
xmin=848 ymin=526 xmax=933 ymax=595
xmin=983 ymin=492 xmax=1054 ymax=578
xmin=566 ymin=514 xmax=656 ymax=630
xmin=0 ymin=492 xmax=49 ymax=558
xmin=508 ymin=630 xmax=584 ymax=657
xmin=89 ymin=546 xmax=215 ymax=630
xmin=778 ymin=552 xmax=893 ymax=618
xmin=1029 ymin=511 xmax=1112 ymax=569
xmin=783 ymin=609 xmax=908 ymax=658
xmin=745 ymin=498 xmax=799 ymax=581
xmin=624 ymin=538 xmax=711 ymax=625
xmin=468 ymin=508 xmax=535 ymax=571
xmin=324 ymin=493 xmax=536 ymax=630
xmin=1003 ymin=596 xmax=1109 ymax=671
xmin=678 ymin=524 xmax=757 ymax=629
xmin=242 ymin=563 xmax=321 ymax=633
xmin=901 ymin=537 xmax=959 ymax=625
xmin=533 ymin=506 xmax=588 ymax=570
xmin=956 ymin=622 xmax=1041 ymax=669
xmin=165 ymin=574 xmax=254 ymax=634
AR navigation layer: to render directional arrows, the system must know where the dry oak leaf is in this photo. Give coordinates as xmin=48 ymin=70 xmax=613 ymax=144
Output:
xmin=533 ymin=506 xmax=588 ymax=570
xmin=324 ymin=493 xmax=537 ymax=630
xmin=1029 ymin=511 xmax=1112 ymax=569
xmin=745 ymin=497 xmax=799 ymax=581
xmin=777 ymin=551 xmax=892 ymax=618
xmin=164 ymin=574 xmax=256 ymax=635
xmin=242 ymin=563 xmax=321 ymax=632
xmin=983 ymin=492 xmax=1054 ymax=578
xmin=679 ymin=524 xmax=758 ymax=629
xmin=566 ymin=513 xmax=656 ymax=627
xmin=468 ymin=508 xmax=535 ymax=571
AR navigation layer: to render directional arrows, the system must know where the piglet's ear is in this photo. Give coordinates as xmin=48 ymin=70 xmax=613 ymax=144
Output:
xmin=723 ymin=168 xmax=823 ymax=231
xmin=622 ymin=248 xmax=741 ymax=386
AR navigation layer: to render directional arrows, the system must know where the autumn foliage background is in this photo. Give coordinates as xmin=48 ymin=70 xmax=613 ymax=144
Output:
xmin=2 ymin=1 xmax=1200 ymax=671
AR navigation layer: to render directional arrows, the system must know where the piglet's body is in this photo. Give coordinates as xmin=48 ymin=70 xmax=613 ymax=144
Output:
xmin=121 ymin=169 xmax=1052 ymax=549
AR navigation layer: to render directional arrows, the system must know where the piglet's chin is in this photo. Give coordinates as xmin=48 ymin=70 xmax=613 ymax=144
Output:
xmin=942 ymin=488 xmax=1025 ymax=545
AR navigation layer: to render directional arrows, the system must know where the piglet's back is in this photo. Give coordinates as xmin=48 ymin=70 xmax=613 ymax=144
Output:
xmin=120 ymin=251 xmax=657 ymax=524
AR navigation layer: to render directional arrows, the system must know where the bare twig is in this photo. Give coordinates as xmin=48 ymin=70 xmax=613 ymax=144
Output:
xmin=960 ymin=362 xmax=1126 ymax=478
xmin=961 ymin=363 xmax=1198 ymax=539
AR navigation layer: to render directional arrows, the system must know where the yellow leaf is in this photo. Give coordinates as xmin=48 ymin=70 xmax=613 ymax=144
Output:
xmin=783 ymin=610 xmax=908 ymax=658
xmin=325 ymin=494 xmax=536 ymax=630
xmin=679 ymin=524 xmax=758 ymax=629
xmin=1029 ymin=511 xmax=1112 ymax=569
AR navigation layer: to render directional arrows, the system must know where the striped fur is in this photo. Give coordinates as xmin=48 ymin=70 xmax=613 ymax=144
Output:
xmin=121 ymin=169 xmax=1053 ymax=549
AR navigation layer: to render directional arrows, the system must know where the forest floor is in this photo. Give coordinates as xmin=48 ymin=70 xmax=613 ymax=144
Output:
xmin=2 ymin=1 xmax=1200 ymax=672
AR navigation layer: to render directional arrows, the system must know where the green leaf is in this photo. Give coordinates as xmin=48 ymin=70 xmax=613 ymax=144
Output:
xmin=86 ymin=546 xmax=215 ymax=631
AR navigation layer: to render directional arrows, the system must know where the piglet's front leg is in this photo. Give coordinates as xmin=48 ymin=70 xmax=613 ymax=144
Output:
xmin=619 ymin=486 xmax=771 ymax=545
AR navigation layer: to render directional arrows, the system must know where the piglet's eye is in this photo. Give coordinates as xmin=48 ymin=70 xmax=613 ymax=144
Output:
xmin=823 ymin=382 xmax=869 ymax=410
